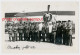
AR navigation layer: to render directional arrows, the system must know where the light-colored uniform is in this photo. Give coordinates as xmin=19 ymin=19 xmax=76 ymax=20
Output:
xmin=8 ymin=25 xmax=13 ymax=41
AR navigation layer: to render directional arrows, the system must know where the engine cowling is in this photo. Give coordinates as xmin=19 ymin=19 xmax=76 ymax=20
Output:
xmin=43 ymin=13 xmax=52 ymax=22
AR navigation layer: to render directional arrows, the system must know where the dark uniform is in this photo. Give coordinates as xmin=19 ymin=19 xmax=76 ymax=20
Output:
xmin=34 ymin=23 xmax=39 ymax=42
xmin=62 ymin=21 xmax=67 ymax=45
xmin=55 ymin=21 xmax=62 ymax=44
xmin=30 ymin=23 xmax=35 ymax=41
xmin=23 ymin=23 xmax=29 ymax=41
xmin=18 ymin=22 xmax=23 ymax=41
xmin=29 ymin=26 xmax=32 ymax=41
xmin=28 ymin=23 xmax=31 ymax=41
xmin=46 ymin=25 xmax=49 ymax=42
xmin=42 ymin=24 xmax=46 ymax=42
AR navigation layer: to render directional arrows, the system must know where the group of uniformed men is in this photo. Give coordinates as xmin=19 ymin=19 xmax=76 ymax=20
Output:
xmin=5 ymin=20 xmax=72 ymax=46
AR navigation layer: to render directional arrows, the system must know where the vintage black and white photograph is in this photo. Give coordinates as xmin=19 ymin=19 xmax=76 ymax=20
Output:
xmin=1 ymin=1 xmax=79 ymax=53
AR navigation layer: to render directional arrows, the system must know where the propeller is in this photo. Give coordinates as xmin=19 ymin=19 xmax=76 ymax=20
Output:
xmin=43 ymin=5 xmax=52 ymax=22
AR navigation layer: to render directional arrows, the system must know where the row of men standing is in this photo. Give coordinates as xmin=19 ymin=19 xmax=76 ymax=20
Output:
xmin=5 ymin=20 xmax=73 ymax=46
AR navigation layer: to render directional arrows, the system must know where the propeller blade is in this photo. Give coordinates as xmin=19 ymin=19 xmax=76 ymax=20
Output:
xmin=48 ymin=5 xmax=50 ymax=13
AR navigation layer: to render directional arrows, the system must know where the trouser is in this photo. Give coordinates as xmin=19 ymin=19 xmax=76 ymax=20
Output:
xmin=19 ymin=33 xmax=23 ymax=41
xmin=34 ymin=32 xmax=38 ymax=42
xmin=31 ymin=32 xmax=34 ymax=41
xmin=29 ymin=31 xmax=32 ymax=41
xmin=55 ymin=34 xmax=62 ymax=44
xmin=63 ymin=34 xmax=72 ymax=46
xmin=46 ymin=33 xmax=49 ymax=42
xmin=63 ymin=34 xmax=68 ymax=45
xmin=42 ymin=33 xmax=45 ymax=42
xmin=68 ymin=35 xmax=72 ymax=46
xmin=39 ymin=31 xmax=42 ymax=41
xmin=14 ymin=33 xmax=17 ymax=41
xmin=49 ymin=33 xmax=54 ymax=43
xmin=53 ymin=32 xmax=56 ymax=43
xmin=24 ymin=33 xmax=28 ymax=41
xmin=9 ymin=34 xmax=12 ymax=42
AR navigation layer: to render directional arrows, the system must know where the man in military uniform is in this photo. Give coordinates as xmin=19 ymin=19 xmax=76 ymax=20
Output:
xmin=28 ymin=22 xmax=31 ymax=41
xmin=48 ymin=22 xmax=53 ymax=43
xmin=52 ymin=22 xmax=57 ymax=43
xmin=62 ymin=21 xmax=67 ymax=45
xmin=12 ymin=23 xmax=18 ymax=41
xmin=45 ymin=23 xmax=49 ymax=42
xmin=42 ymin=22 xmax=46 ymax=42
xmin=8 ymin=23 xmax=13 ymax=42
xmin=30 ymin=23 xmax=35 ymax=41
xmin=66 ymin=20 xmax=72 ymax=46
xmin=39 ymin=22 xmax=43 ymax=42
xmin=34 ymin=23 xmax=39 ymax=42
xmin=5 ymin=21 xmax=9 ymax=33
xmin=23 ymin=22 xmax=29 ymax=41
xmin=55 ymin=21 xmax=62 ymax=44
xmin=18 ymin=21 xmax=23 ymax=41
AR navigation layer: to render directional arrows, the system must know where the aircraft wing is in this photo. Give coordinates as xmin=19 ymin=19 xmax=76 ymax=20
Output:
xmin=5 ymin=11 xmax=75 ymax=17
